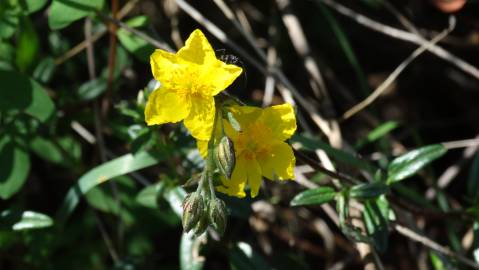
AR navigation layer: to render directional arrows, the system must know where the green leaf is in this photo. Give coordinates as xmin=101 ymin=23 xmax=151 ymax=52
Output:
xmin=230 ymin=242 xmax=271 ymax=270
xmin=429 ymin=251 xmax=454 ymax=270
xmin=350 ymin=182 xmax=389 ymax=200
xmin=355 ymin=121 xmax=399 ymax=149
xmin=292 ymin=134 xmax=374 ymax=172
xmin=33 ymin=57 xmax=56 ymax=84
xmin=48 ymin=0 xmax=105 ymax=30
xmin=16 ymin=16 xmax=40 ymax=72
xmin=387 ymin=144 xmax=447 ymax=184
xmin=20 ymin=0 xmax=49 ymax=14
xmin=0 ymin=210 xmax=53 ymax=231
xmin=56 ymin=151 xmax=166 ymax=225
xmin=0 ymin=136 xmax=31 ymax=199
xmin=227 ymin=111 xmax=241 ymax=132
xmin=125 ymin=15 xmax=150 ymax=28
xmin=290 ymin=187 xmax=336 ymax=206
xmin=317 ymin=2 xmax=370 ymax=97
xmin=136 ymin=183 xmax=167 ymax=209
xmin=0 ymin=70 xmax=55 ymax=122
xmin=468 ymin=152 xmax=479 ymax=201
xmin=30 ymin=136 xmax=81 ymax=167
xmin=0 ymin=8 xmax=19 ymax=39
xmin=0 ymin=41 xmax=15 ymax=63
xmin=76 ymin=78 xmax=107 ymax=101
xmin=85 ymin=177 xmax=136 ymax=224
xmin=363 ymin=199 xmax=389 ymax=252
xmin=472 ymin=222 xmax=479 ymax=264
xmin=180 ymin=233 xmax=205 ymax=270
xmin=118 ymin=29 xmax=155 ymax=62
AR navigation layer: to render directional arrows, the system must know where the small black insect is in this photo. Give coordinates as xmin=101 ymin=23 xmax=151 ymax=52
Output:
xmin=216 ymin=49 xmax=247 ymax=92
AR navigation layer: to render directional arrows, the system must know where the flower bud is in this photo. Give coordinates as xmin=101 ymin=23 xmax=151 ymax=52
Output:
xmin=193 ymin=214 xmax=209 ymax=236
xmin=208 ymin=198 xmax=227 ymax=236
xmin=214 ymin=136 xmax=236 ymax=179
xmin=182 ymin=192 xmax=204 ymax=232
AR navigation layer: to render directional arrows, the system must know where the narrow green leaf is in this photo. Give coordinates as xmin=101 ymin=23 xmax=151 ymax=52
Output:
xmin=355 ymin=121 xmax=399 ymax=149
xmin=56 ymin=151 xmax=165 ymax=224
xmin=0 ymin=136 xmax=31 ymax=199
xmin=21 ymin=0 xmax=49 ymax=14
xmin=0 ymin=70 xmax=55 ymax=122
xmin=125 ymin=15 xmax=150 ymax=28
xmin=429 ymin=251 xmax=454 ymax=270
xmin=0 ymin=8 xmax=19 ymax=39
xmin=118 ymin=29 xmax=155 ymax=62
xmin=227 ymin=111 xmax=241 ymax=132
xmin=15 ymin=16 xmax=39 ymax=72
xmin=0 ymin=41 xmax=15 ymax=63
xmin=290 ymin=187 xmax=336 ymax=206
xmin=33 ymin=57 xmax=56 ymax=83
xmin=48 ymin=0 xmax=104 ymax=30
xmin=292 ymin=134 xmax=374 ymax=172
xmin=12 ymin=211 xmax=53 ymax=231
xmin=363 ymin=199 xmax=389 ymax=252
xmin=472 ymin=222 xmax=479 ymax=264
xmin=387 ymin=144 xmax=447 ymax=184
xmin=0 ymin=210 xmax=53 ymax=231
xmin=76 ymin=78 xmax=107 ymax=101
xmin=136 ymin=183 xmax=167 ymax=209
xmin=317 ymin=2 xmax=370 ymax=97
xmin=30 ymin=136 xmax=81 ymax=167
xmin=350 ymin=182 xmax=389 ymax=200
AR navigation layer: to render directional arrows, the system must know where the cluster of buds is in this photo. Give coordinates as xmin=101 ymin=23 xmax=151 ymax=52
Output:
xmin=182 ymin=191 xmax=228 ymax=236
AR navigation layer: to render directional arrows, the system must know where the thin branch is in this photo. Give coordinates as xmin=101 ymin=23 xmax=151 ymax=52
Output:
xmin=84 ymin=18 xmax=119 ymax=264
xmin=393 ymin=223 xmax=479 ymax=269
xmin=54 ymin=0 xmax=139 ymax=66
xmin=316 ymin=0 xmax=479 ymax=81
xmin=342 ymin=17 xmax=455 ymax=120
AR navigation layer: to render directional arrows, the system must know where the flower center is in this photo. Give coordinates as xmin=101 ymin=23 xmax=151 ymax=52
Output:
xmin=236 ymin=122 xmax=273 ymax=160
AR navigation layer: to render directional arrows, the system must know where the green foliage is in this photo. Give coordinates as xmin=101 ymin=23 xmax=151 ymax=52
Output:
xmin=0 ymin=70 xmax=54 ymax=122
xmin=290 ymin=187 xmax=336 ymax=206
xmin=349 ymin=182 xmax=389 ymax=200
xmin=57 ymin=151 xmax=166 ymax=224
xmin=0 ymin=136 xmax=30 ymax=199
xmin=387 ymin=144 xmax=447 ymax=184
xmin=0 ymin=210 xmax=53 ymax=231
xmin=1 ymin=1 xmax=477 ymax=269
xmin=48 ymin=0 xmax=105 ymax=30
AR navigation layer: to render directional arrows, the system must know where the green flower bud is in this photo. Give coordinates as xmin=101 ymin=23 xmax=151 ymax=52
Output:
xmin=214 ymin=136 xmax=236 ymax=179
xmin=208 ymin=198 xmax=227 ymax=236
xmin=193 ymin=213 xmax=209 ymax=236
xmin=182 ymin=192 xmax=204 ymax=232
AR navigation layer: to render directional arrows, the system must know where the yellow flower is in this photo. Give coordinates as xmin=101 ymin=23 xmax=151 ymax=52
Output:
xmin=144 ymin=29 xmax=243 ymax=140
xmin=199 ymin=104 xmax=296 ymax=198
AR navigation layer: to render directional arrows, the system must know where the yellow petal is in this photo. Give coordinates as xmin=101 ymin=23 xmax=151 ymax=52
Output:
xmin=144 ymin=87 xmax=190 ymax=125
xmin=196 ymin=140 xmax=208 ymax=158
xmin=258 ymin=141 xmax=295 ymax=181
xmin=177 ymin=29 xmax=216 ymax=65
xmin=260 ymin=103 xmax=297 ymax=141
xmin=184 ymin=96 xmax=215 ymax=141
xmin=217 ymin=156 xmax=247 ymax=198
xmin=202 ymin=61 xmax=243 ymax=96
xmin=227 ymin=105 xmax=262 ymax=129
xmin=150 ymin=49 xmax=182 ymax=86
xmin=245 ymin=158 xmax=263 ymax=198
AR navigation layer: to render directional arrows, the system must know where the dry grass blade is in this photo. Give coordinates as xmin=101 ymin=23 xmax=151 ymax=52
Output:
xmin=342 ymin=17 xmax=455 ymax=120
xmin=317 ymin=0 xmax=479 ymax=81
